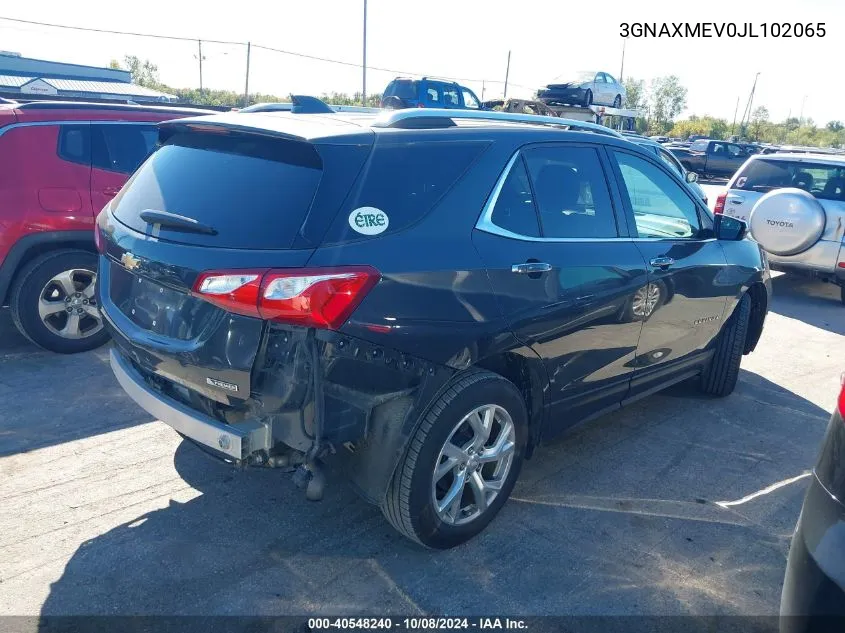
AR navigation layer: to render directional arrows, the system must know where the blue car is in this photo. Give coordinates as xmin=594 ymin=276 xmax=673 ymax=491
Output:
xmin=381 ymin=77 xmax=482 ymax=110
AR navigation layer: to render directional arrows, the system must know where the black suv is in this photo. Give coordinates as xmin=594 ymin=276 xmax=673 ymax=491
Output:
xmin=97 ymin=108 xmax=771 ymax=549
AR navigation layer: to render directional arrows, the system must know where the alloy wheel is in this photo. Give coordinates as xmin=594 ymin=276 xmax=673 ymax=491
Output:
xmin=37 ymin=269 xmax=102 ymax=340
xmin=431 ymin=404 xmax=516 ymax=526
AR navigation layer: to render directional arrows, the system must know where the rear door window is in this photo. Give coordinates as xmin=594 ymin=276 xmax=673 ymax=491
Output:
xmin=111 ymin=131 xmax=323 ymax=249
xmin=733 ymin=159 xmax=845 ymax=200
xmin=523 ymin=146 xmax=618 ymax=238
xmin=442 ymin=85 xmax=460 ymax=107
xmin=92 ymin=124 xmax=158 ymax=174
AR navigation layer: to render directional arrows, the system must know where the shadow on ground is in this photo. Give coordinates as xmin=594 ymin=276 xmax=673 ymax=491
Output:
xmin=38 ymin=369 xmax=829 ymax=617
xmin=769 ymin=274 xmax=844 ymax=336
xmin=0 ymin=310 xmax=149 ymax=456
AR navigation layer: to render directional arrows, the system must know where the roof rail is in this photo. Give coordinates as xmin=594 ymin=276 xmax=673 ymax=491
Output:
xmin=14 ymin=101 xmax=218 ymax=114
xmin=371 ymin=108 xmax=624 ymax=138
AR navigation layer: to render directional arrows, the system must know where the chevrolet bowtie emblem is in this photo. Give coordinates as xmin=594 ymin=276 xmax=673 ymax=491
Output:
xmin=120 ymin=252 xmax=141 ymax=271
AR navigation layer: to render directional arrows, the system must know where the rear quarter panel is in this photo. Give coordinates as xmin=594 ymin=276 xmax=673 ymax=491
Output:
xmin=0 ymin=124 xmax=94 ymax=266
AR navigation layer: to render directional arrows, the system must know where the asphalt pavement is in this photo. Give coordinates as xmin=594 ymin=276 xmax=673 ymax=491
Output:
xmin=1 ymin=269 xmax=843 ymax=618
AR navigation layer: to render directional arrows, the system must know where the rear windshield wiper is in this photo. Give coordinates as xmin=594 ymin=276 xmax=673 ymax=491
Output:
xmin=139 ymin=209 xmax=218 ymax=235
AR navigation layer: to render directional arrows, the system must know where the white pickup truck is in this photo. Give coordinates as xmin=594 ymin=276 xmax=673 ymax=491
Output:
xmin=716 ymin=152 xmax=845 ymax=305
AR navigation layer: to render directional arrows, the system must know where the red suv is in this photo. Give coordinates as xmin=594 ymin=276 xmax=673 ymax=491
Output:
xmin=0 ymin=101 xmax=212 ymax=353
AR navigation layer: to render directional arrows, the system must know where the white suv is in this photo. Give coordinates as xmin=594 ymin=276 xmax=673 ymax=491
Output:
xmin=716 ymin=152 xmax=845 ymax=305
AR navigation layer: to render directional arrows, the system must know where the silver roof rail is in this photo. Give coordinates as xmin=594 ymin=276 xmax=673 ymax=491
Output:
xmin=371 ymin=108 xmax=624 ymax=138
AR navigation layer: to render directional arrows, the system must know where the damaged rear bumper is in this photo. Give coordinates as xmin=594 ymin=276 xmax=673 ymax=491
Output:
xmin=110 ymin=347 xmax=271 ymax=461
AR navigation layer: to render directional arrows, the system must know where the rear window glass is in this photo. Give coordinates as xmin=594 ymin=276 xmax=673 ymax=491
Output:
xmin=691 ymin=140 xmax=708 ymax=152
xmin=111 ymin=132 xmax=322 ymax=249
xmin=385 ymin=80 xmax=419 ymax=100
xmin=733 ymin=159 xmax=845 ymax=201
xmin=327 ymin=140 xmax=489 ymax=242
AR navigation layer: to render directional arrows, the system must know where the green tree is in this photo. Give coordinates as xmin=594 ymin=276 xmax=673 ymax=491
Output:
xmin=750 ymin=106 xmax=769 ymax=141
xmin=622 ymin=77 xmax=646 ymax=111
xmin=647 ymin=76 xmax=688 ymax=127
xmin=826 ymin=120 xmax=843 ymax=132
xmin=119 ymin=56 xmax=161 ymax=88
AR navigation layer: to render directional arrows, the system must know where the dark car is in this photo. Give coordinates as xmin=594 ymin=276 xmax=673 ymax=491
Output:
xmin=781 ymin=374 xmax=845 ymax=630
xmin=381 ymin=77 xmax=482 ymax=110
xmin=670 ymin=139 xmax=750 ymax=179
xmin=97 ymin=107 xmax=771 ymax=549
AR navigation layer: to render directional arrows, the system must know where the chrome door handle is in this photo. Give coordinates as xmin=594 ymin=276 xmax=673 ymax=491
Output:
xmin=511 ymin=262 xmax=552 ymax=274
xmin=649 ymin=257 xmax=674 ymax=268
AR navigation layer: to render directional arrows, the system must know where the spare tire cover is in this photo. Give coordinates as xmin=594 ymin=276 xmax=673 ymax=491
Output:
xmin=748 ymin=187 xmax=826 ymax=256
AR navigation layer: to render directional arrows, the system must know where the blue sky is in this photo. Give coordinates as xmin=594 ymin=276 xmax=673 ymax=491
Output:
xmin=0 ymin=0 xmax=841 ymax=124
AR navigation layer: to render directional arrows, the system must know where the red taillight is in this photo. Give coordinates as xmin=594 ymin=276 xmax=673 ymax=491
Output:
xmin=714 ymin=193 xmax=727 ymax=215
xmin=193 ymin=267 xmax=380 ymax=330
xmin=193 ymin=270 xmax=267 ymax=318
xmin=839 ymin=372 xmax=845 ymax=418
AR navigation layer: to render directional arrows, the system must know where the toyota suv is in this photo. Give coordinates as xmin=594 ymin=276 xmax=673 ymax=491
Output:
xmin=98 ymin=108 xmax=771 ymax=548
xmin=0 ymin=101 xmax=214 ymax=353
xmin=716 ymin=153 xmax=845 ymax=305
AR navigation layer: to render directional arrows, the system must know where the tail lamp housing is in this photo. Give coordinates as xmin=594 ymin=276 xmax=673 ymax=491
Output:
xmin=193 ymin=267 xmax=380 ymax=330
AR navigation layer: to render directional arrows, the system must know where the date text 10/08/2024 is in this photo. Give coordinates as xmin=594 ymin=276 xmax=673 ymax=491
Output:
xmin=620 ymin=22 xmax=826 ymax=38
xmin=307 ymin=618 xmax=529 ymax=630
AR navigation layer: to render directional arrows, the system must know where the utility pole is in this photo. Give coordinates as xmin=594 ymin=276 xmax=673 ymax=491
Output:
xmin=619 ymin=37 xmax=627 ymax=81
xmin=503 ymin=50 xmax=511 ymax=99
xmin=740 ymin=72 xmax=760 ymax=135
xmin=362 ymin=0 xmax=368 ymax=106
xmin=198 ymin=40 xmax=203 ymax=93
xmin=799 ymin=94 xmax=807 ymax=122
xmin=243 ymin=41 xmax=251 ymax=107
xmin=481 ymin=80 xmax=485 ymax=102
xmin=731 ymin=96 xmax=739 ymax=135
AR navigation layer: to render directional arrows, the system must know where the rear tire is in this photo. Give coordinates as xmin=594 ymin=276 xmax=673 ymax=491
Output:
xmin=699 ymin=294 xmax=751 ymax=397
xmin=613 ymin=95 xmax=622 ymax=108
xmin=381 ymin=370 xmax=527 ymax=549
xmin=840 ymin=284 xmax=845 ymax=306
xmin=583 ymin=90 xmax=593 ymax=107
xmin=9 ymin=249 xmax=109 ymax=354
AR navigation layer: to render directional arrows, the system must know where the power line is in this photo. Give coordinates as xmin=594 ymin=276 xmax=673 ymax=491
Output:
xmin=0 ymin=16 xmax=240 ymax=45
xmin=0 ymin=15 xmax=535 ymax=90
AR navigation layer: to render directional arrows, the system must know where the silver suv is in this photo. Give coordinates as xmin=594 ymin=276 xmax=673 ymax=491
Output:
xmin=717 ymin=152 xmax=845 ymax=305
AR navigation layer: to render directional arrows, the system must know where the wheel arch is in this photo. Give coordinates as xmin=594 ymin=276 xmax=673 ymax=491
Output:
xmin=343 ymin=350 xmax=548 ymax=505
xmin=744 ymin=281 xmax=768 ymax=354
xmin=0 ymin=231 xmax=95 ymax=306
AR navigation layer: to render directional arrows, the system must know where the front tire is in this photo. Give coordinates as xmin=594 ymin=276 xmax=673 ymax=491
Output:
xmin=9 ymin=249 xmax=108 ymax=354
xmin=699 ymin=294 xmax=750 ymax=397
xmin=381 ymin=370 xmax=527 ymax=549
xmin=583 ymin=90 xmax=593 ymax=107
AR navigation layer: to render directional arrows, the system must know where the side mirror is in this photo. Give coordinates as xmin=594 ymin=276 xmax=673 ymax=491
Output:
xmin=714 ymin=214 xmax=747 ymax=241
xmin=686 ymin=171 xmax=699 ymax=183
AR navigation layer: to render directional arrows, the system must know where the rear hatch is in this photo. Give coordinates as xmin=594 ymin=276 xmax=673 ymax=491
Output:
xmin=98 ymin=116 xmax=373 ymax=404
